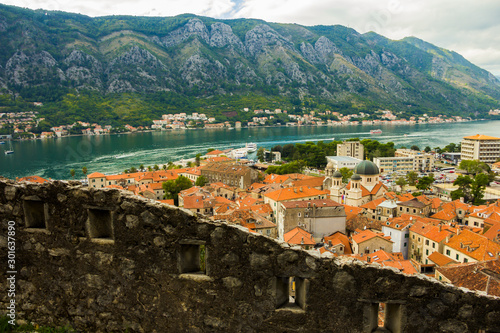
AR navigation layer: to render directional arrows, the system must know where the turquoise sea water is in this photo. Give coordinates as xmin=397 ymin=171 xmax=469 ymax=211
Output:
xmin=1 ymin=120 xmax=499 ymax=180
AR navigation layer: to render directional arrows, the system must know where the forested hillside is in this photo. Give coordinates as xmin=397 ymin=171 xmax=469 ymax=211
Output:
xmin=1 ymin=4 xmax=499 ymax=126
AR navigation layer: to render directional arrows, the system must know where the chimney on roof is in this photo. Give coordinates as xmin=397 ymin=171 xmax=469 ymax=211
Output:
xmin=457 ymin=229 xmax=460 ymax=235
xmin=328 ymin=240 xmax=332 ymax=246
xmin=439 ymin=224 xmax=442 ymax=232
xmin=367 ymin=256 xmax=371 ymax=263
xmin=460 ymin=197 xmax=464 ymax=203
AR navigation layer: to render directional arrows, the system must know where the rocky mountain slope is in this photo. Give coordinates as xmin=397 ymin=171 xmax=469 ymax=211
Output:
xmin=0 ymin=4 xmax=499 ymax=118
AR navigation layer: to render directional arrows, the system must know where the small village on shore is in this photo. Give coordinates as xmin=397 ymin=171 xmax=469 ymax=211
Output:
xmin=0 ymin=107 xmax=485 ymax=141
xmin=13 ymin=133 xmax=500 ymax=297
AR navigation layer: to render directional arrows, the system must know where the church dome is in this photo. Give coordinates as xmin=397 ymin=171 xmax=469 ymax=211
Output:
xmin=351 ymin=173 xmax=361 ymax=181
xmin=354 ymin=160 xmax=379 ymax=175
xmin=332 ymin=170 xmax=342 ymax=178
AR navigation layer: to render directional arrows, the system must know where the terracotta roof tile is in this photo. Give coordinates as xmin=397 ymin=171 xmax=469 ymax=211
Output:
xmin=284 ymin=227 xmax=316 ymax=245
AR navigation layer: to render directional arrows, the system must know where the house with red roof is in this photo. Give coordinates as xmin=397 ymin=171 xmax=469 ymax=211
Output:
xmin=276 ymin=199 xmax=346 ymax=241
xmin=443 ymin=229 xmax=500 ymax=263
xmin=284 ymin=227 xmax=316 ymax=249
xmin=351 ymin=229 xmax=393 ymax=255
xmin=322 ymin=231 xmax=352 ymax=255
xmin=435 ymin=260 xmax=500 ymax=297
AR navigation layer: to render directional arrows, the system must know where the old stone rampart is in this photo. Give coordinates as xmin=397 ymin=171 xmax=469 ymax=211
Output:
xmin=1 ymin=180 xmax=499 ymax=332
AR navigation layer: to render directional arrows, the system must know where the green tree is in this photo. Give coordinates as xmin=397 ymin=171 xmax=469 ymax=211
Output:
xmin=82 ymin=166 xmax=88 ymax=177
xmin=195 ymin=153 xmax=201 ymax=167
xmin=416 ymin=175 xmax=435 ymax=192
xmin=470 ymin=173 xmax=490 ymax=205
xmin=130 ymin=167 xmax=137 ymax=173
xmin=163 ymin=164 xmax=167 ymax=170
xmin=410 ymin=145 xmax=420 ymax=151
xmin=451 ymin=175 xmax=474 ymax=203
xmin=424 ymin=146 xmax=431 ymax=153
xmin=154 ymin=164 xmax=159 ymax=171
xmin=396 ymin=177 xmax=407 ymax=191
xmin=195 ymin=175 xmax=208 ymax=187
xmin=339 ymin=167 xmax=353 ymax=184
xmin=140 ymin=164 xmax=144 ymax=170
xmin=406 ymin=171 xmax=418 ymax=186
xmin=257 ymin=147 xmax=265 ymax=162
xmin=70 ymin=169 xmax=75 ymax=179
xmin=459 ymin=160 xmax=490 ymax=175
xmin=162 ymin=175 xmax=193 ymax=206
xmin=207 ymin=148 xmax=215 ymax=153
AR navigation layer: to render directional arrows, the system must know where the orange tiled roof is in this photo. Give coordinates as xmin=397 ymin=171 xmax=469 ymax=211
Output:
xmin=463 ymin=134 xmax=500 ymax=141
xmin=88 ymin=172 xmax=106 ymax=178
xmin=430 ymin=209 xmax=457 ymax=221
xmin=206 ymin=149 xmax=224 ymax=156
xmin=360 ymin=197 xmax=387 ymax=210
xmin=264 ymin=186 xmax=328 ymax=202
xmin=427 ymin=251 xmax=458 ymax=267
xmin=17 ymin=175 xmax=49 ymax=184
xmin=284 ymin=227 xmax=316 ymax=246
xmin=342 ymin=204 xmax=364 ymax=221
xmin=159 ymin=199 xmax=175 ymax=205
xmin=323 ymin=232 xmax=352 ymax=254
xmin=483 ymin=221 xmax=500 ymax=242
xmin=436 ymin=260 xmax=500 ymax=297
xmin=352 ymin=229 xmax=392 ymax=245
xmin=445 ymin=230 xmax=500 ymax=261
xmin=289 ymin=176 xmax=325 ymax=188
xmin=281 ymin=199 xmax=342 ymax=209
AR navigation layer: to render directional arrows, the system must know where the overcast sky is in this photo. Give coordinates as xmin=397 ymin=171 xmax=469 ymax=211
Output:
xmin=3 ymin=0 xmax=500 ymax=76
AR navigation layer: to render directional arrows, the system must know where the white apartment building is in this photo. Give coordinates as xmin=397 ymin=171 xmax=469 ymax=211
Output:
xmin=395 ymin=149 xmax=435 ymax=172
xmin=337 ymin=140 xmax=364 ymax=159
xmin=373 ymin=156 xmax=414 ymax=174
xmin=461 ymin=134 xmax=500 ymax=163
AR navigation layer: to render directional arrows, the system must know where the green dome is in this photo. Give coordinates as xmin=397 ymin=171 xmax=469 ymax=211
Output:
xmin=354 ymin=160 xmax=379 ymax=175
xmin=351 ymin=173 xmax=361 ymax=181
xmin=332 ymin=170 xmax=342 ymax=178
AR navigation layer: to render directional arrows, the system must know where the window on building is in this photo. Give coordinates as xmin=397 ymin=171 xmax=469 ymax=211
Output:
xmin=432 ymin=243 xmax=435 ymax=248
xmin=446 ymin=249 xmax=450 ymax=255
xmin=456 ymin=254 xmax=459 ymax=260
xmin=425 ymin=240 xmax=429 ymax=245
xmin=464 ymin=258 xmax=468 ymax=263
xmin=404 ymin=242 xmax=407 ymax=247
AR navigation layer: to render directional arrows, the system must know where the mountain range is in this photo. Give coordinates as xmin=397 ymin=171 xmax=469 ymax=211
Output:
xmin=0 ymin=4 xmax=499 ymax=125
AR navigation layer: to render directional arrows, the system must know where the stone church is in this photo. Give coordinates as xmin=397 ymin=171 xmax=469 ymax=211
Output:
xmin=324 ymin=160 xmax=388 ymax=206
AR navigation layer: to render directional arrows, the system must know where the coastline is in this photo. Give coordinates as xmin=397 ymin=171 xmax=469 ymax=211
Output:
xmin=5 ymin=118 xmax=480 ymax=143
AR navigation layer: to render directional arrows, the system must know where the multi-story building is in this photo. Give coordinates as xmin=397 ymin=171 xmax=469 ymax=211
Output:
xmin=351 ymin=229 xmax=394 ymax=254
xmin=276 ymin=199 xmax=346 ymax=241
xmin=395 ymin=149 xmax=435 ymax=172
xmin=443 ymin=230 xmax=500 ymax=263
xmin=461 ymin=134 xmax=500 ymax=163
xmin=200 ymin=163 xmax=259 ymax=189
xmin=325 ymin=156 xmax=362 ymax=170
xmin=337 ymin=140 xmax=364 ymax=159
xmin=373 ymin=156 xmax=414 ymax=174
xmin=382 ymin=217 xmax=412 ymax=259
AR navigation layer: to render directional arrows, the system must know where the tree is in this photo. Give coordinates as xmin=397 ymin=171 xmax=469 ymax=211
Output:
xmin=195 ymin=175 xmax=208 ymax=187
xmin=459 ymin=160 xmax=490 ymax=175
xmin=410 ymin=145 xmax=420 ymax=151
xmin=162 ymin=175 xmax=193 ymax=206
xmin=416 ymin=175 xmax=434 ymax=192
xmin=207 ymin=148 xmax=215 ymax=153
xmin=470 ymin=173 xmax=490 ymax=205
xmin=424 ymin=146 xmax=431 ymax=153
xmin=257 ymin=147 xmax=265 ymax=162
xmin=396 ymin=177 xmax=407 ymax=191
xmin=163 ymin=164 xmax=167 ymax=170
xmin=154 ymin=164 xmax=159 ymax=171
xmin=130 ymin=167 xmax=137 ymax=173
xmin=140 ymin=164 xmax=144 ymax=170
xmin=406 ymin=171 xmax=418 ymax=186
xmin=339 ymin=167 xmax=353 ymax=184
xmin=82 ymin=166 xmax=87 ymax=177
xmin=70 ymin=169 xmax=75 ymax=179
xmin=195 ymin=153 xmax=201 ymax=167
xmin=451 ymin=175 xmax=474 ymax=203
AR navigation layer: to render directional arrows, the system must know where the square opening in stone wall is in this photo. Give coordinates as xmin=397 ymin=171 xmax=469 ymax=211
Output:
xmin=276 ymin=276 xmax=308 ymax=311
xmin=179 ymin=242 xmax=206 ymax=275
xmin=87 ymin=209 xmax=113 ymax=240
xmin=366 ymin=302 xmax=402 ymax=333
xmin=23 ymin=200 xmax=47 ymax=229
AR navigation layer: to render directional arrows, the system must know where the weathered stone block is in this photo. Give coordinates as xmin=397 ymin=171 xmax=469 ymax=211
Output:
xmin=222 ymin=276 xmax=242 ymax=288
xmin=249 ymin=253 xmax=271 ymax=270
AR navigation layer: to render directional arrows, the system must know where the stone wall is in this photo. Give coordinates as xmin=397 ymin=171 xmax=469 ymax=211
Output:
xmin=1 ymin=180 xmax=499 ymax=332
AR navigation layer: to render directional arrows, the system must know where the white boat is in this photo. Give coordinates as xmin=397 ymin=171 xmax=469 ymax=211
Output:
xmin=246 ymin=142 xmax=257 ymax=152
xmin=231 ymin=148 xmax=248 ymax=159
xmin=370 ymin=129 xmax=382 ymax=134
xmin=5 ymin=150 xmax=14 ymax=155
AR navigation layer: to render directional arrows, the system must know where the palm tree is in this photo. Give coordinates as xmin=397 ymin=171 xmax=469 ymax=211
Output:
xmin=70 ymin=169 xmax=75 ymax=179
xmin=82 ymin=166 xmax=88 ymax=177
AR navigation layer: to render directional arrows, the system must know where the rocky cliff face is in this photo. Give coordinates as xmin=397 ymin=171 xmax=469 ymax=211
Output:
xmin=0 ymin=5 xmax=499 ymax=113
